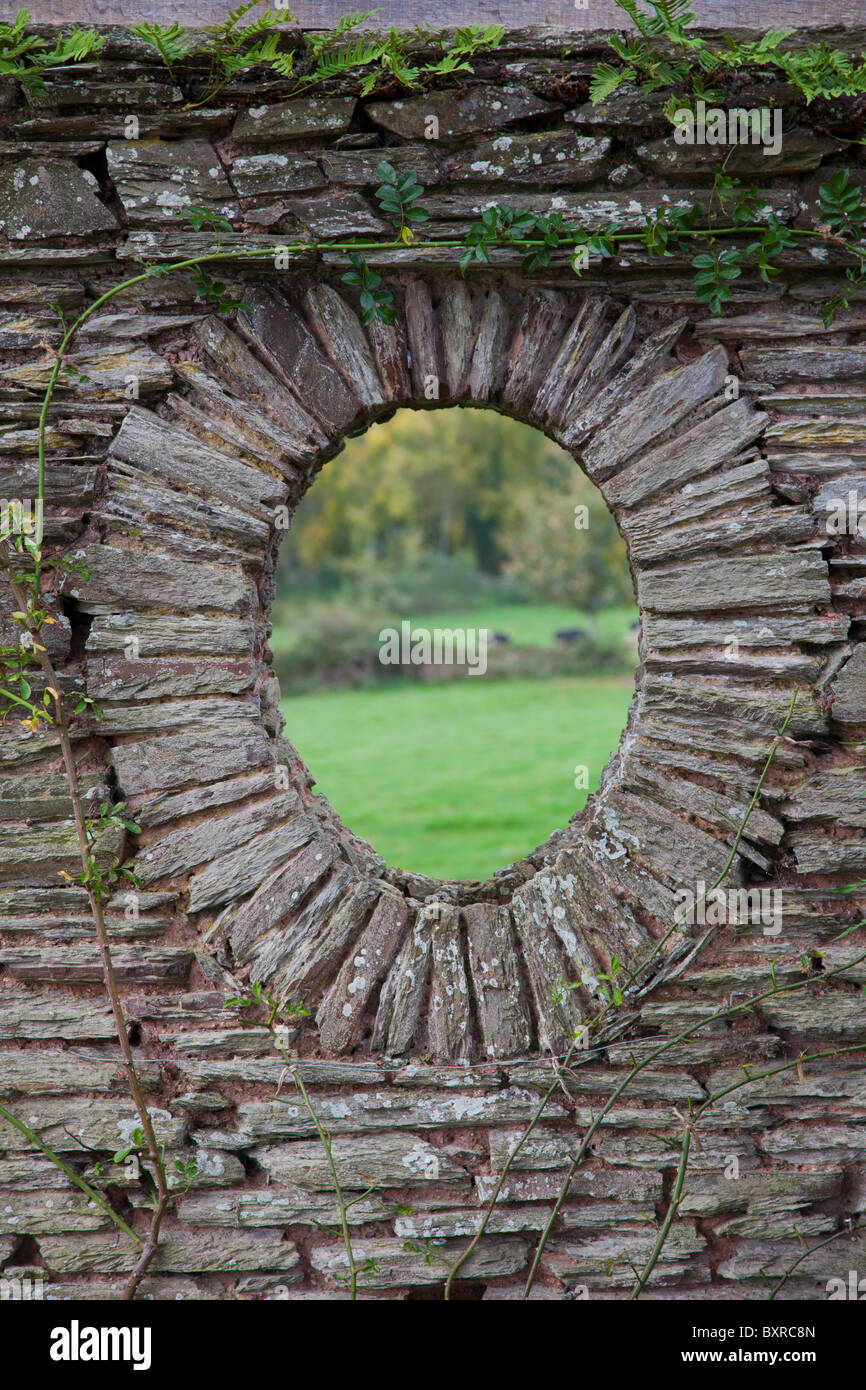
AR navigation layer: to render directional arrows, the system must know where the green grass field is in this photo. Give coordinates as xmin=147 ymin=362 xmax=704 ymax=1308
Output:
xmin=280 ymin=674 xmax=635 ymax=881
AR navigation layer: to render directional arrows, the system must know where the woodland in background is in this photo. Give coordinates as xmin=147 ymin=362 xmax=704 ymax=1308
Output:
xmin=273 ymin=411 xmax=637 ymax=690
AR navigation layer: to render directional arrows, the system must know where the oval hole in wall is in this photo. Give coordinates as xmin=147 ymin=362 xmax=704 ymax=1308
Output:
xmin=271 ymin=407 xmax=638 ymax=882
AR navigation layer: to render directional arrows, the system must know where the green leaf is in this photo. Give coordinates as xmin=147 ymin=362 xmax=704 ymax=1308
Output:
xmin=130 ymin=20 xmax=191 ymax=67
xmin=589 ymin=61 xmax=631 ymax=104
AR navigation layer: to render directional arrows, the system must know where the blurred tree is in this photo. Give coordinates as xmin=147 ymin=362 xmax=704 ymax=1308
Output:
xmin=504 ymin=467 xmax=634 ymax=612
xmin=279 ymin=407 xmax=632 ymax=610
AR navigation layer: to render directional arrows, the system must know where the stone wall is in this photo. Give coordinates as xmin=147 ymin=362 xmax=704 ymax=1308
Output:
xmin=1 ymin=22 xmax=865 ymax=1299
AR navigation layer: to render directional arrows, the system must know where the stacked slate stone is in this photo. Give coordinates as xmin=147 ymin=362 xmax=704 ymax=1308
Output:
xmin=0 ymin=23 xmax=864 ymax=1299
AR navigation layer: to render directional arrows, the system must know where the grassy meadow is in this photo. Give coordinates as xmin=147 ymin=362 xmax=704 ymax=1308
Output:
xmin=280 ymin=661 xmax=635 ymax=881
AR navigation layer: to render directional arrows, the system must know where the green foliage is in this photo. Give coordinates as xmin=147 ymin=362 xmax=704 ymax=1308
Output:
xmin=727 ymin=34 xmax=866 ymax=104
xmin=426 ymin=24 xmax=504 ymax=76
xmin=461 ymin=204 xmax=605 ymax=277
xmin=90 ymin=799 xmax=141 ymax=836
xmin=273 ymin=603 xmax=381 ymax=691
xmin=53 ymin=553 xmax=91 ymax=585
xmin=199 ymin=1 xmax=293 ymax=75
xmin=277 ymin=11 xmax=420 ymax=93
xmin=60 ymin=850 xmax=141 ymax=904
xmin=748 ymin=212 xmax=797 ymax=284
xmin=131 ymin=2 xmax=500 ymax=102
xmin=189 ymin=263 xmax=251 ymax=316
xmin=816 ymin=171 xmax=866 ymax=324
xmin=112 ymin=1128 xmax=145 ymax=1165
xmin=173 ymin=1155 xmax=199 ymax=1192
xmin=623 ymin=0 xmax=697 ymax=34
xmin=133 ymin=3 xmax=295 ymax=105
xmin=72 ymin=689 xmax=100 ymax=716
xmin=591 ymin=0 xmax=866 ymax=110
xmin=591 ymin=0 xmax=715 ymax=109
xmin=589 ymin=61 xmax=626 ymax=104
xmin=335 ymin=1256 xmax=379 ymax=1285
xmin=402 ymin=1237 xmax=446 ymax=1266
xmin=596 ymin=956 xmax=625 ymax=1007
xmin=373 ymin=160 xmax=430 ymax=240
xmin=225 ymin=979 xmax=311 ymax=1019
xmin=555 ymin=956 xmax=627 ymax=1020
xmin=128 ymin=20 xmax=191 ymax=74
xmin=819 ymin=169 xmax=866 ymax=237
xmin=341 ymin=249 xmax=395 ymax=325
xmin=287 ymin=16 xmax=503 ymax=96
xmin=132 ymin=3 xmax=502 ymax=102
xmin=273 ymin=411 xmax=634 ymax=694
xmin=280 ymin=410 xmax=563 ymax=583
xmin=309 ymin=8 xmax=380 ymax=59
xmin=462 ymin=204 xmax=619 ymax=279
xmin=0 ymin=8 xmax=104 ymax=93
xmin=182 ymin=204 xmax=234 ymax=237
xmin=691 ymin=244 xmax=741 ymax=315
xmin=282 ymin=31 xmax=388 ymax=90
xmin=503 ymin=459 xmax=634 ymax=613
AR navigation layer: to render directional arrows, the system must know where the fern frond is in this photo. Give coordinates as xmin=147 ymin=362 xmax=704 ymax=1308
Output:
xmin=658 ymin=0 xmax=696 ymax=22
xmin=39 ymin=27 xmax=104 ymax=66
xmin=232 ymin=9 xmax=294 ymax=46
xmin=0 ymin=15 xmax=104 ymax=91
xmin=200 ymin=4 xmax=293 ymax=55
xmin=227 ymin=31 xmax=282 ymax=69
xmin=309 ymin=10 xmax=381 ymax=60
xmin=369 ymin=50 xmax=419 ymax=92
xmin=615 ymin=0 xmax=645 ymax=32
xmin=131 ymin=21 xmax=191 ymax=68
xmin=647 ymin=0 xmax=696 ymax=33
xmin=617 ymin=0 xmax=696 ymax=45
xmin=589 ymin=61 xmax=631 ymax=103
xmin=307 ymin=36 xmax=385 ymax=82
xmin=0 ymin=16 xmax=47 ymax=64
xmin=427 ymin=51 xmax=474 ymax=77
xmin=220 ymin=2 xmax=264 ymax=33
xmin=426 ymin=22 xmax=503 ymax=77
xmin=270 ymin=50 xmax=295 ymax=76
xmin=449 ymin=23 xmax=504 ymax=54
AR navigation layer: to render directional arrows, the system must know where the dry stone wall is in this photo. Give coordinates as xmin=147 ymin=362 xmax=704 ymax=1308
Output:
xmin=0 ymin=23 xmax=865 ymax=1299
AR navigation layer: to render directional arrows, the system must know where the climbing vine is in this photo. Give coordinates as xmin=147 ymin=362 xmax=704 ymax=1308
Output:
xmin=3 ymin=2 xmax=866 ymax=323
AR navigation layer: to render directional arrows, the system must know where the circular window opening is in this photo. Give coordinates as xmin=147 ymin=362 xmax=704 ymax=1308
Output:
xmin=272 ymin=407 xmax=637 ymax=881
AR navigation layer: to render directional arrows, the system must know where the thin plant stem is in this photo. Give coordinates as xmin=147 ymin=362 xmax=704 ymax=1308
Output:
xmin=766 ymin=1222 xmax=862 ymax=1301
xmin=524 ymin=953 xmax=866 ymax=1297
xmin=443 ymin=1034 xmax=582 ymax=1300
xmin=629 ymin=1042 xmax=866 ymax=1298
xmin=264 ymin=1002 xmax=360 ymax=1298
xmin=629 ymin=1120 xmax=692 ymax=1300
xmin=0 ymin=1101 xmax=140 ymax=1245
xmin=445 ymin=690 xmax=800 ymax=1298
xmin=0 ymin=551 xmax=169 ymax=1299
